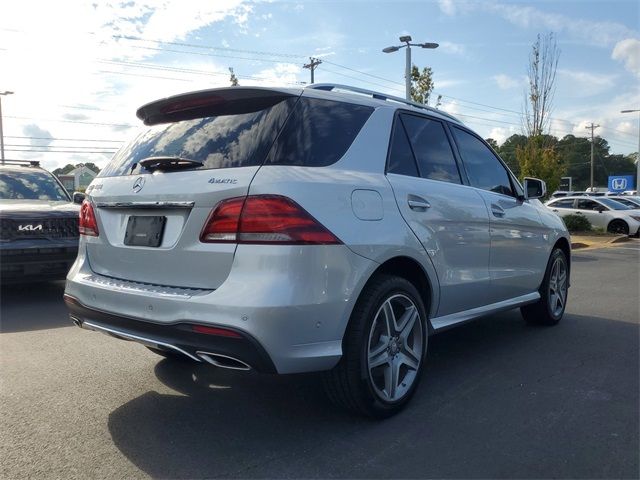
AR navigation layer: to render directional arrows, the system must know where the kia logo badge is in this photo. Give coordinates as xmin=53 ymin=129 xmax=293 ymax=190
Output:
xmin=132 ymin=177 xmax=145 ymax=193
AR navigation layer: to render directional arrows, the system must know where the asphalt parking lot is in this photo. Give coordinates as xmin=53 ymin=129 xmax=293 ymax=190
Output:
xmin=1 ymin=243 xmax=638 ymax=479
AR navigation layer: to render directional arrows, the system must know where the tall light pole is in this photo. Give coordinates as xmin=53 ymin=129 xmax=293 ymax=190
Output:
xmin=383 ymin=35 xmax=438 ymax=101
xmin=0 ymin=90 xmax=14 ymax=163
xmin=621 ymin=109 xmax=640 ymax=192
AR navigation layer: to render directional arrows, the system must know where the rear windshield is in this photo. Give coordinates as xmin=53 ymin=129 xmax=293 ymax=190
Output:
xmin=0 ymin=170 xmax=69 ymax=201
xmin=99 ymin=96 xmax=374 ymax=177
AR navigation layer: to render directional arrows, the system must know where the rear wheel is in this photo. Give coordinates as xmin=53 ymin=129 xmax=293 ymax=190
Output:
xmin=607 ymin=220 xmax=629 ymax=235
xmin=323 ymin=275 xmax=428 ymax=418
xmin=521 ymin=248 xmax=568 ymax=326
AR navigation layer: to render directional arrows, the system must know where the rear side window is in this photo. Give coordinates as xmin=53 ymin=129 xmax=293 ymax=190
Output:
xmin=266 ymin=97 xmax=373 ymax=167
xmin=452 ymin=127 xmax=514 ymax=197
xmin=387 ymin=118 xmax=419 ymax=177
xmin=400 ymin=114 xmax=461 ymax=184
xmin=99 ymin=97 xmax=298 ymax=177
xmin=549 ymin=199 xmax=575 ymax=209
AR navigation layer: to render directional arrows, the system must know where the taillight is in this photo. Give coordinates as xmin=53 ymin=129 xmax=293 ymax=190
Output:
xmin=200 ymin=195 xmax=341 ymax=245
xmin=79 ymin=200 xmax=99 ymax=236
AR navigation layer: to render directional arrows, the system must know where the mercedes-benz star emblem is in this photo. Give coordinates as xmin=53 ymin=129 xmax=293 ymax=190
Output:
xmin=132 ymin=177 xmax=145 ymax=193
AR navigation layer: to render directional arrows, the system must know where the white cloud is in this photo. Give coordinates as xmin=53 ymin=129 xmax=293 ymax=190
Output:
xmin=557 ymin=69 xmax=618 ymax=96
xmin=487 ymin=126 xmax=519 ymax=144
xmin=493 ymin=74 xmax=520 ymax=90
xmin=438 ymin=0 xmax=457 ymax=16
xmin=439 ymin=41 xmax=465 ymax=56
xmin=0 ymin=0 xmax=265 ymax=171
xmin=612 ymin=38 xmax=640 ymax=77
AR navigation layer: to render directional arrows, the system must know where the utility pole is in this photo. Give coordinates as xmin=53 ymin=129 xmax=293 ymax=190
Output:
xmin=0 ymin=90 xmax=14 ymax=163
xmin=586 ymin=123 xmax=600 ymax=190
xmin=303 ymin=57 xmax=322 ymax=84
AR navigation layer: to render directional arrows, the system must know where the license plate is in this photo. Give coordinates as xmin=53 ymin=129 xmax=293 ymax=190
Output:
xmin=124 ymin=216 xmax=166 ymax=247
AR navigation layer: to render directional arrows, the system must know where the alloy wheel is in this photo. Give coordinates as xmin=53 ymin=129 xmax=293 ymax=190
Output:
xmin=367 ymin=294 xmax=424 ymax=402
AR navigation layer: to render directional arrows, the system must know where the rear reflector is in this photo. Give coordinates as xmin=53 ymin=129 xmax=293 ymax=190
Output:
xmin=200 ymin=195 xmax=341 ymax=245
xmin=191 ymin=324 xmax=243 ymax=338
xmin=79 ymin=200 xmax=99 ymax=236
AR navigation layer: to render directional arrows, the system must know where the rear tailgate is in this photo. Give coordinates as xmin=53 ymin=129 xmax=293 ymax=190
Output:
xmin=86 ymin=168 xmax=256 ymax=289
xmin=85 ymin=87 xmax=300 ymax=290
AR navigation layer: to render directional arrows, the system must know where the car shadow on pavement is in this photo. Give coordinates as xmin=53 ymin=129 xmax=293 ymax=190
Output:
xmin=0 ymin=280 xmax=70 ymax=333
xmin=107 ymin=311 xmax=639 ymax=479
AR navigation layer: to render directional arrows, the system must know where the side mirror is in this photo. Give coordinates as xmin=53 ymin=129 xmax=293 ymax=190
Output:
xmin=597 ymin=207 xmax=606 ymax=213
xmin=523 ymin=177 xmax=546 ymax=199
xmin=72 ymin=192 xmax=86 ymax=204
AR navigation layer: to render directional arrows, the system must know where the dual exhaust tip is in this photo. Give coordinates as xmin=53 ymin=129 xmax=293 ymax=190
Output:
xmin=71 ymin=316 xmax=252 ymax=371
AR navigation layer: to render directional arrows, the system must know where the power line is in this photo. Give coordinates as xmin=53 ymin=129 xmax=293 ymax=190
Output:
xmin=5 ymin=149 xmax=116 ymax=154
xmin=5 ymin=115 xmax=135 ymax=128
xmin=5 ymin=135 xmax=124 ymax=143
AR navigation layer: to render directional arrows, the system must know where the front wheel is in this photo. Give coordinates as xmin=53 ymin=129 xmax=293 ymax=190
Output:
xmin=322 ymin=275 xmax=428 ymax=418
xmin=521 ymin=248 xmax=569 ymax=326
xmin=607 ymin=220 xmax=629 ymax=235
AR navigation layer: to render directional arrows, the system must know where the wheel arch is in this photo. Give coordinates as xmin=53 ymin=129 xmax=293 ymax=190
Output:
xmin=553 ymin=236 xmax=571 ymax=274
xmin=354 ymin=255 xmax=437 ymax=335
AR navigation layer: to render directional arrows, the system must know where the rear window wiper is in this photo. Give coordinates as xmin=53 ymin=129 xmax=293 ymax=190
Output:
xmin=138 ymin=156 xmax=204 ymax=172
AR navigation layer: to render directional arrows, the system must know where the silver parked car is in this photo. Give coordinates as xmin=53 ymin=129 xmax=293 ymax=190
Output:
xmin=65 ymin=84 xmax=571 ymax=417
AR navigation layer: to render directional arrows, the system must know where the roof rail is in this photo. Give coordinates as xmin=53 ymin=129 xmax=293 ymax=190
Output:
xmin=0 ymin=159 xmax=40 ymax=167
xmin=307 ymin=83 xmax=461 ymax=123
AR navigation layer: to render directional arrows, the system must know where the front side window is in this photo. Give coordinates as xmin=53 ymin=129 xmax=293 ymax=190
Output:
xmin=401 ymin=114 xmax=461 ymax=184
xmin=577 ymin=199 xmax=605 ymax=211
xmin=0 ymin=170 xmax=68 ymax=201
xmin=452 ymin=127 xmax=514 ymax=197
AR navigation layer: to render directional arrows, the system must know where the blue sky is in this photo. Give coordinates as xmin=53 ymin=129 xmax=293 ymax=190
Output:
xmin=1 ymin=0 xmax=638 ymax=170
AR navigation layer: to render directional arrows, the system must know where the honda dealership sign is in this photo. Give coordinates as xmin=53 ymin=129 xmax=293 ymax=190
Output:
xmin=608 ymin=175 xmax=636 ymax=192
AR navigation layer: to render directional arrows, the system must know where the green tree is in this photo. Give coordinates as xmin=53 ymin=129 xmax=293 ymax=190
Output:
xmin=496 ymin=134 xmax=527 ymax=176
xmin=485 ymin=138 xmax=499 ymax=150
xmin=516 ymin=135 xmax=565 ymax=194
xmin=410 ymin=64 xmax=434 ymax=105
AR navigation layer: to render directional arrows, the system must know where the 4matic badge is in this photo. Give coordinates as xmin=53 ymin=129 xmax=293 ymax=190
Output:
xmin=208 ymin=178 xmax=238 ymax=184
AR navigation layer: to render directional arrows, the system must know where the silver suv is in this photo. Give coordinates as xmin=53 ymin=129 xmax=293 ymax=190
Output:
xmin=64 ymin=84 xmax=571 ymax=417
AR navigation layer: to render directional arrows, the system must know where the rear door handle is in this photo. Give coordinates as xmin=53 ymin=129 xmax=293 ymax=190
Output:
xmin=552 ymin=209 xmax=559 ymax=212
xmin=407 ymin=195 xmax=431 ymax=211
xmin=491 ymin=203 xmax=505 ymax=218
xmin=575 ymin=211 xmax=583 ymax=215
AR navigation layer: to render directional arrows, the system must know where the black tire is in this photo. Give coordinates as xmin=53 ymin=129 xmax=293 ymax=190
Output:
xmin=521 ymin=248 xmax=569 ymax=326
xmin=146 ymin=346 xmax=191 ymax=362
xmin=322 ymin=274 xmax=428 ymax=418
xmin=607 ymin=220 xmax=630 ymax=235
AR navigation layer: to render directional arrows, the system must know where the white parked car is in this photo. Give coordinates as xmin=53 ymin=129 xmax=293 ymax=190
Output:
xmin=545 ymin=196 xmax=640 ymax=235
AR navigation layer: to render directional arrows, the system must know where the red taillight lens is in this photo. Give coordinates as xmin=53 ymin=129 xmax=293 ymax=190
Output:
xmin=200 ymin=195 xmax=341 ymax=245
xmin=79 ymin=200 xmax=99 ymax=237
xmin=191 ymin=324 xmax=243 ymax=338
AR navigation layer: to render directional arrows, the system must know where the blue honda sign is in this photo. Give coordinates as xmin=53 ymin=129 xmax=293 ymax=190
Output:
xmin=608 ymin=175 xmax=635 ymax=192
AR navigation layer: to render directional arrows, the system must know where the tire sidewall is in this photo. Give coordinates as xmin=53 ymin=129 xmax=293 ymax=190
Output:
xmin=542 ymin=248 xmax=568 ymax=321
xmin=355 ymin=277 xmax=428 ymax=415
xmin=608 ymin=220 xmax=629 ymax=235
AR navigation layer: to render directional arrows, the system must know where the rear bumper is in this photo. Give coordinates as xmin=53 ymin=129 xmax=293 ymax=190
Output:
xmin=0 ymin=239 xmax=78 ymax=283
xmin=64 ymin=295 xmax=277 ymax=373
xmin=64 ymin=243 xmax=377 ymax=374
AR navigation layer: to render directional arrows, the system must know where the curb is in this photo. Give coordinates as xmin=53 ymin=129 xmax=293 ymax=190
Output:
xmin=570 ymin=234 xmax=629 ymax=250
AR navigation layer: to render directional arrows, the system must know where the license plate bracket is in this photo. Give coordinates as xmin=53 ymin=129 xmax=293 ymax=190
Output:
xmin=124 ymin=216 xmax=166 ymax=247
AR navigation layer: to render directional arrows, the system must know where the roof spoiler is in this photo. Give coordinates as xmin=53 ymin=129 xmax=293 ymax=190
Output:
xmin=136 ymin=87 xmax=301 ymax=126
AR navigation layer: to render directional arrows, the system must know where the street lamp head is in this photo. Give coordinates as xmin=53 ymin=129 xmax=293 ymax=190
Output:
xmin=382 ymin=46 xmax=400 ymax=53
xmin=621 ymin=109 xmax=640 ymax=113
xmin=420 ymin=42 xmax=439 ymax=49
xmin=399 ymin=35 xmax=412 ymax=43
xmin=0 ymin=91 xmax=14 ymax=96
